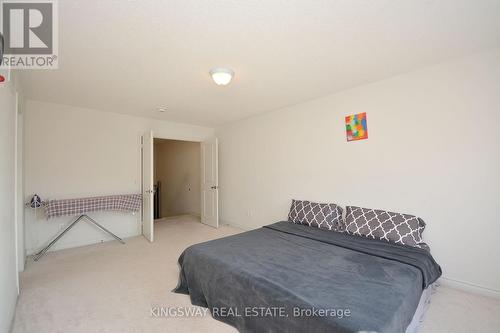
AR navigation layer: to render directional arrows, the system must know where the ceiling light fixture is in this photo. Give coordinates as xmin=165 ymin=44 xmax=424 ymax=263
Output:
xmin=210 ymin=68 xmax=234 ymax=86
xmin=157 ymin=106 xmax=167 ymax=112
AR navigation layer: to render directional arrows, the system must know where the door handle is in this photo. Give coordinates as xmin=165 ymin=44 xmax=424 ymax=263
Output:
xmin=210 ymin=186 xmax=218 ymax=190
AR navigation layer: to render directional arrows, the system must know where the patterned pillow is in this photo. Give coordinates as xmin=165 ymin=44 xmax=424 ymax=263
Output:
xmin=288 ymin=199 xmax=343 ymax=231
xmin=344 ymin=206 xmax=426 ymax=248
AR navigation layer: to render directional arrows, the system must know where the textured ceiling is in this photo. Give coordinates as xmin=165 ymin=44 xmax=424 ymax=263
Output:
xmin=19 ymin=0 xmax=500 ymax=126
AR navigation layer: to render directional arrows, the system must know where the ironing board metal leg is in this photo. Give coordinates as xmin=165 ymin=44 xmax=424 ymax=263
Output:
xmin=33 ymin=214 xmax=125 ymax=261
xmin=84 ymin=215 xmax=125 ymax=244
xmin=33 ymin=215 xmax=86 ymax=261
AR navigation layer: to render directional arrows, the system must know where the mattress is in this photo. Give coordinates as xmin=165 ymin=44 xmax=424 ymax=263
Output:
xmin=175 ymin=221 xmax=441 ymax=333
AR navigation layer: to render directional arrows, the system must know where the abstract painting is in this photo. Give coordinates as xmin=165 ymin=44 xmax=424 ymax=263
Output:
xmin=345 ymin=112 xmax=368 ymax=141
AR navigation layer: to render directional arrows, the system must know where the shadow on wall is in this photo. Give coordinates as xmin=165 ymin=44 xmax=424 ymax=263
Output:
xmin=154 ymin=139 xmax=201 ymax=218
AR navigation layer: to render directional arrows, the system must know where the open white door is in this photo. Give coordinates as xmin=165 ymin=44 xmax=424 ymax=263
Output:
xmin=201 ymin=138 xmax=219 ymax=228
xmin=142 ymin=130 xmax=154 ymax=242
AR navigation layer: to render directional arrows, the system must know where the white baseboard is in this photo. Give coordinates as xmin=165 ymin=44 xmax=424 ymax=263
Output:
xmin=9 ymin=293 xmax=19 ymax=333
xmin=220 ymin=219 xmax=253 ymax=231
xmin=439 ymin=276 xmax=500 ymax=299
xmin=159 ymin=213 xmax=200 ymax=220
xmin=26 ymin=230 xmax=140 ymax=255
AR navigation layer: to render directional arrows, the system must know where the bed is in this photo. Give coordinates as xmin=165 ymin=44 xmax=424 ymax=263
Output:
xmin=174 ymin=221 xmax=441 ymax=333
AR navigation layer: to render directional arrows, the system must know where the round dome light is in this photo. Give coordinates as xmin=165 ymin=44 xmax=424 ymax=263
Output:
xmin=210 ymin=68 xmax=234 ymax=86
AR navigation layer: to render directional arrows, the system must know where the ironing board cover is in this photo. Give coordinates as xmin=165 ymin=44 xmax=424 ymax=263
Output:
xmin=45 ymin=194 xmax=142 ymax=219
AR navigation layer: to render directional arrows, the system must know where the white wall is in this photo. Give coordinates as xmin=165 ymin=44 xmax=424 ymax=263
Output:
xmin=24 ymin=101 xmax=214 ymax=254
xmin=154 ymin=139 xmax=201 ymax=218
xmin=217 ymin=49 xmax=500 ymax=294
xmin=0 ymin=77 xmax=20 ymax=332
xmin=16 ymin=111 xmax=25 ymax=272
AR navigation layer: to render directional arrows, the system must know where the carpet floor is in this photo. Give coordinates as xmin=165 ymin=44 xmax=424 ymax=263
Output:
xmin=12 ymin=215 xmax=500 ymax=333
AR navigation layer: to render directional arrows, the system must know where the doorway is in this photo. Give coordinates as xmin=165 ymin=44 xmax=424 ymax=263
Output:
xmin=153 ymin=139 xmax=201 ymax=220
xmin=141 ymin=132 xmax=219 ymax=243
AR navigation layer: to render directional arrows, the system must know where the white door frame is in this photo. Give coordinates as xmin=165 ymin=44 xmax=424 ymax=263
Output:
xmin=141 ymin=134 xmax=217 ymax=239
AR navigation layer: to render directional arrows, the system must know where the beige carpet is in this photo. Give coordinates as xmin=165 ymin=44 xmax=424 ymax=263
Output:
xmin=13 ymin=215 xmax=500 ymax=333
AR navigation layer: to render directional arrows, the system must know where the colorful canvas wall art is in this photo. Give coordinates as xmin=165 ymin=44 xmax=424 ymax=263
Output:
xmin=345 ymin=112 xmax=368 ymax=141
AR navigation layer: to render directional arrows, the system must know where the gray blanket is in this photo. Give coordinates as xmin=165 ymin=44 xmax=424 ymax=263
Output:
xmin=174 ymin=221 xmax=441 ymax=333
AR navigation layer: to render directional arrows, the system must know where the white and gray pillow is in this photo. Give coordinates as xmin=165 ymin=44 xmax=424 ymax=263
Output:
xmin=288 ymin=199 xmax=343 ymax=231
xmin=344 ymin=206 xmax=426 ymax=248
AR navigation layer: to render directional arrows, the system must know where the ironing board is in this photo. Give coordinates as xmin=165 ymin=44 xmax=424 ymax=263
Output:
xmin=33 ymin=194 xmax=142 ymax=261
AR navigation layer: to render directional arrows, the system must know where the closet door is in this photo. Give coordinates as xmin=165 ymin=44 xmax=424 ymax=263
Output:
xmin=201 ymin=138 xmax=219 ymax=228
xmin=142 ymin=130 xmax=154 ymax=242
